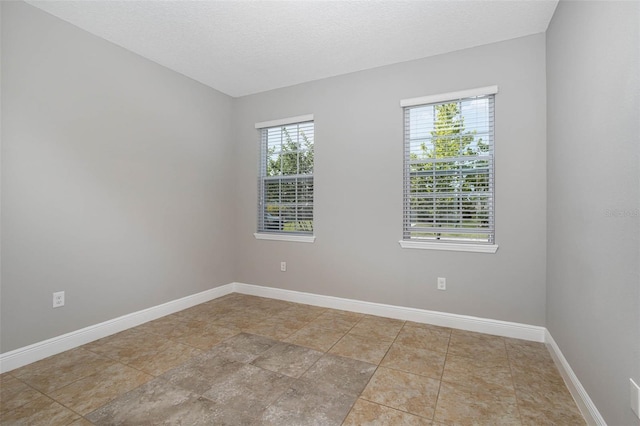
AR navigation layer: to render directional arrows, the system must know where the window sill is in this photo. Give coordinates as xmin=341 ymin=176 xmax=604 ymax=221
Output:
xmin=254 ymin=233 xmax=316 ymax=243
xmin=398 ymin=240 xmax=498 ymax=253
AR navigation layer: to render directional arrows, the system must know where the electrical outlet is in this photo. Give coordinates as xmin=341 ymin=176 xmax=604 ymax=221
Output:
xmin=631 ymin=378 xmax=640 ymax=419
xmin=280 ymin=261 xmax=287 ymax=272
xmin=53 ymin=291 xmax=65 ymax=308
xmin=437 ymin=277 xmax=446 ymax=290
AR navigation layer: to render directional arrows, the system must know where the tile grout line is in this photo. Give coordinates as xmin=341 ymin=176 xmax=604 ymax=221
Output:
xmin=3 ymin=373 xmax=88 ymax=423
xmin=259 ymin=306 xmax=373 ymax=425
xmin=346 ymin=320 xmax=453 ymax=423
xmin=336 ymin=314 xmax=399 ymax=425
xmin=356 ymin=395 xmax=435 ymax=421
xmin=318 ymin=312 xmax=379 ymax=424
xmin=504 ymin=339 xmax=527 ymax=426
xmin=61 ymin=309 xmax=249 ymax=422
xmin=359 ymin=319 xmax=443 ymax=422
xmin=432 ymin=327 xmax=454 ymax=424
xmin=6 ymin=348 xmax=133 ymax=424
xmin=341 ymin=318 xmax=405 ymax=424
xmin=48 ymin=355 xmax=154 ymax=423
xmin=324 ymin=311 xmax=365 ymax=354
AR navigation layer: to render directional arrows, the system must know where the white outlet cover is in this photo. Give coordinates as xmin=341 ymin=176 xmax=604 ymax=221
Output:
xmin=53 ymin=291 xmax=65 ymax=308
xmin=631 ymin=378 xmax=640 ymax=419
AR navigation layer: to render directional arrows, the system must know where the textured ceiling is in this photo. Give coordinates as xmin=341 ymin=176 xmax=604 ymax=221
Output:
xmin=27 ymin=1 xmax=558 ymax=97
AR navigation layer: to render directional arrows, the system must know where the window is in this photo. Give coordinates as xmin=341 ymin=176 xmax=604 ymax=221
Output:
xmin=400 ymin=86 xmax=498 ymax=253
xmin=255 ymin=115 xmax=314 ymax=242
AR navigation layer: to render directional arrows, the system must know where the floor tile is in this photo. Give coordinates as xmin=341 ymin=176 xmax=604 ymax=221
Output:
xmin=221 ymin=294 xmax=265 ymax=309
xmin=442 ymin=353 xmax=514 ymax=396
xmin=381 ymin=343 xmax=446 ymax=379
xmin=206 ymin=332 xmax=279 ymax=363
xmin=126 ymin=340 xmax=203 ymax=376
xmin=343 ymin=398 xmax=432 ymax=425
xmin=86 ymin=330 xmax=205 ymax=376
xmin=259 ymin=378 xmax=356 ymax=426
xmin=173 ymin=303 xmax=232 ymax=322
xmin=84 ymin=328 xmax=148 ymax=351
xmin=11 ymin=348 xmax=117 ymax=394
xmin=285 ymin=322 xmax=347 ymax=352
xmin=212 ymin=313 xmax=270 ymax=332
xmin=516 ymin=385 xmax=586 ymax=426
xmin=349 ymin=315 xmax=405 ymax=341
xmin=396 ymin=322 xmax=451 ymax=353
xmin=86 ymin=378 xmax=219 ymax=425
xmin=11 ymin=347 xmax=101 ymax=378
xmin=202 ymin=363 xmax=293 ymax=421
xmin=68 ymin=418 xmax=95 ymax=426
xmin=447 ymin=329 xmax=508 ymax=363
xmin=85 ymin=330 xmax=171 ymax=363
xmin=360 ymin=366 xmax=439 ymax=419
xmin=277 ymin=304 xmax=327 ymax=323
xmin=134 ymin=315 xmax=184 ymax=337
xmin=171 ymin=323 xmax=238 ymax=350
xmin=329 ymin=333 xmax=393 ymax=364
xmin=0 ymin=374 xmax=44 ymax=415
xmin=300 ymin=353 xmax=376 ymax=396
xmin=243 ymin=316 xmax=309 ymax=340
xmin=505 ymin=337 xmax=550 ymax=362
xmin=321 ymin=308 xmax=364 ymax=321
xmin=312 ymin=310 xmax=363 ymax=334
xmin=48 ymin=362 xmax=153 ymax=415
xmin=248 ymin=297 xmax=293 ymax=315
xmin=161 ymin=318 xmax=212 ymax=339
xmin=160 ymin=353 xmax=244 ymax=395
xmin=0 ymin=393 xmax=80 ymax=426
xmin=251 ymin=342 xmax=323 ymax=378
xmin=434 ymin=381 xmax=521 ymax=425
xmin=510 ymin=356 xmax=566 ymax=391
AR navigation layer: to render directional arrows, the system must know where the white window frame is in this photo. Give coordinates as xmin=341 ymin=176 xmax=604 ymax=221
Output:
xmin=399 ymin=86 xmax=499 ymax=254
xmin=254 ymin=114 xmax=316 ymax=243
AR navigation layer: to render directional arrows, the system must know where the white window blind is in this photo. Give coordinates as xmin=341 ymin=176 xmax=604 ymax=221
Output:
xmin=257 ymin=120 xmax=314 ymax=235
xmin=403 ymin=92 xmax=495 ymax=244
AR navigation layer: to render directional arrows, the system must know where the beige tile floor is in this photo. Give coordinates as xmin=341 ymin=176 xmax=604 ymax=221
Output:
xmin=0 ymin=293 xmax=586 ymax=425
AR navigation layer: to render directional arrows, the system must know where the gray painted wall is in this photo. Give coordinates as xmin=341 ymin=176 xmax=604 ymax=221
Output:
xmin=3 ymin=2 xmax=638 ymax=422
xmin=1 ymin=2 xmax=235 ymax=352
xmin=233 ymin=34 xmax=548 ymax=326
xmin=546 ymin=1 xmax=640 ymax=425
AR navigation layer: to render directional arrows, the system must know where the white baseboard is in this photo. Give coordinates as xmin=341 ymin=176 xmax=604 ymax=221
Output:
xmin=0 ymin=281 xmax=547 ymax=374
xmin=0 ymin=284 xmax=235 ymax=373
xmin=232 ymin=282 xmax=546 ymax=342
xmin=545 ymin=330 xmax=606 ymax=426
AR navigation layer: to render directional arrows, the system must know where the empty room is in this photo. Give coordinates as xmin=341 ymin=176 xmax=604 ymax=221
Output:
xmin=1 ymin=0 xmax=638 ymax=425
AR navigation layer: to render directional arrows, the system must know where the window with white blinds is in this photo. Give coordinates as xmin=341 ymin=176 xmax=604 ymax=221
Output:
xmin=402 ymin=90 xmax=495 ymax=246
xmin=257 ymin=118 xmax=314 ymax=236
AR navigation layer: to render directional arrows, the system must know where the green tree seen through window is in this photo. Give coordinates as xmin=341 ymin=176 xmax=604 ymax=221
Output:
xmin=408 ymin=101 xmax=491 ymax=240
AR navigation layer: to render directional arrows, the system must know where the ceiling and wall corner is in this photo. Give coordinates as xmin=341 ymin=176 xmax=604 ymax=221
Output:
xmin=26 ymin=0 xmax=558 ymax=97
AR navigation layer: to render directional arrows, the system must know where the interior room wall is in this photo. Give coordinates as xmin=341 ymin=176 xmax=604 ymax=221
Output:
xmin=232 ymin=34 xmax=548 ymax=326
xmin=4 ymin=2 xmax=638 ymax=423
xmin=546 ymin=1 xmax=640 ymax=425
xmin=1 ymin=1 xmax=235 ymax=352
